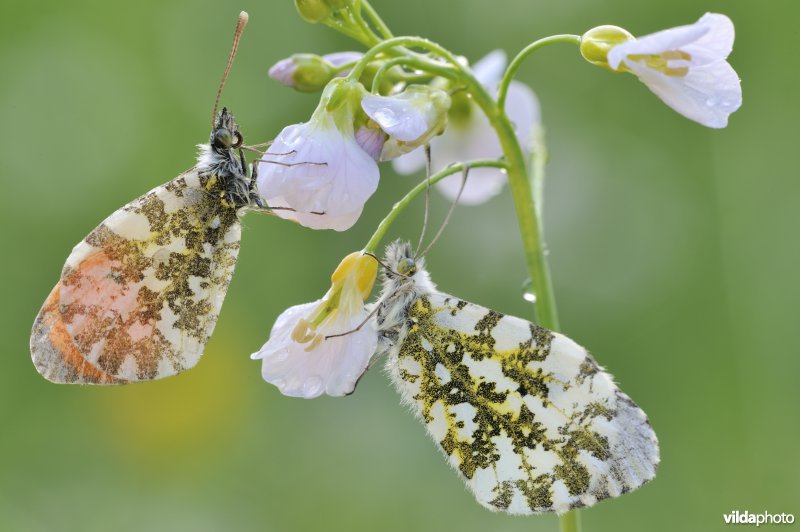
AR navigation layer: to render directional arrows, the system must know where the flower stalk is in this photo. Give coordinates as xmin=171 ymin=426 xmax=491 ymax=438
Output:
xmin=363 ymin=159 xmax=508 ymax=253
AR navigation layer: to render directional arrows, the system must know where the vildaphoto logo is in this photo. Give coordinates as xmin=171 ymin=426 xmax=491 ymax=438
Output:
xmin=724 ymin=510 xmax=796 ymax=526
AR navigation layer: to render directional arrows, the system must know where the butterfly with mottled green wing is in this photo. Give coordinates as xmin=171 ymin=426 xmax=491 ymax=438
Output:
xmin=375 ymin=240 xmax=659 ymax=514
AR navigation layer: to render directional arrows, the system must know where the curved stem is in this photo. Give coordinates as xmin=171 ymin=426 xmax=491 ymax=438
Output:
xmin=348 ymin=36 xmax=463 ymax=82
xmin=363 ymin=159 xmax=507 ymax=253
xmin=497 ymin=34 xmax=581 ymax=110
xmin=371 ymin=57 xmax=432 ymax=93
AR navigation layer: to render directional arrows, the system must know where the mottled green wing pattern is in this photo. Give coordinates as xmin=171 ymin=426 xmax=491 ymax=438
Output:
xmin=30 ymin=170 xmax=241 ymax=384
xmin=386 ymin=293 xmax=659 ymax=514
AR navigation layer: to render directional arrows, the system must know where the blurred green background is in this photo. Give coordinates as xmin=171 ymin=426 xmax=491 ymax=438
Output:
xmin=1 ymin=0 xmax=797 ymax=531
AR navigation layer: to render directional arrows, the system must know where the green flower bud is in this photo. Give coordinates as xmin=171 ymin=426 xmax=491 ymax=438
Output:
xmin=294 ymin=0 xmax=332 ymax=23
xmin=293 ymin=54 xmax=335 ymax=92
xmin=580 ymin=25 xmax=635 ymax=71
xmin=326 ymin=0 xmax=350 ymax=8
xmin=269 ymin=54 xmax=336 ymax=93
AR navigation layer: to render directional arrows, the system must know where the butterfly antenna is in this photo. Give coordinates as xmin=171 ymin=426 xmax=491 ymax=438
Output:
xmin=211 ymin=11 xmax=249 ymax=127
xmin=362 ymin=252 xmax=395 ymax=273
xmin=414 ymin=144 xmax=433 ymax=259
xmin=418 ymin=165 xmax=469 ymax=258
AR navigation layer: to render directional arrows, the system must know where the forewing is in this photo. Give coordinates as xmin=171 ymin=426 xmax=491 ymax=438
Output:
xmin=386 ymin=293 xmax=659 ymax=514
xmin=31 ymin=170 xmax=241 ymax=384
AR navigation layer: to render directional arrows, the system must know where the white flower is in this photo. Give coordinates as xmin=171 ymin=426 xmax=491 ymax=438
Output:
xmin=257 ymin=79 xmax=379 ymax=231
xmin=251 ymin=252 xmax=379 ymax=398
xmin=361 ymin=85 xmax=451 ymax=160
xmin=392 ymin=50 xmax=540 ymax=204
xmin=606 ymin=13 xmax=741 ymax=128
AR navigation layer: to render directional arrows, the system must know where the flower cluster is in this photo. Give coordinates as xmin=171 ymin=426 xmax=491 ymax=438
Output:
xmin=253 ymin=10 xmax=742 ymax=398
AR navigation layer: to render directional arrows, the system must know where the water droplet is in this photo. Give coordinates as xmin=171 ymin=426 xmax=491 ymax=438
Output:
xmin=523 ymin=291 xmax=537 ymax=303
xmin=303 ymin=376 xmax=324 ymax=397
xmin=521 ymin=278 xmax=537 ymax=302
xmin=705 ymin=97 xmax=717 ymax=107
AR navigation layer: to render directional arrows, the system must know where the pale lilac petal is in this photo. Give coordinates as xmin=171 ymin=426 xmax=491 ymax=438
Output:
xmin=251 ymin=302 xmax=376 ymax=398
xmin=362 ymin=94 xmax=431 ymax=142
xmin=257 ymin=113 xmax=379 ymax=230
xmin=607 ymin=13 xmax=741 ymax=128
xmin=268 ymin=58 xmax=296 ymax=86
xmin=434 ymin=81 xmax=539 ymax=204
xmin=263 ymin=194 xmax=363 ymax=231
xmin=472 ymin=49 xmax=507 ymax=89
xmin=355 ymin=126 xmax=386 ymax=161
xmin=623 ymin=58 xmax=741 ymax=128
xmin=685 ymin=13 xmax=734 ymax=63
xmin=324 ymin=51 xmax=363 ymax=67
xmin=435 ymin=166 xmax=507 ymax=205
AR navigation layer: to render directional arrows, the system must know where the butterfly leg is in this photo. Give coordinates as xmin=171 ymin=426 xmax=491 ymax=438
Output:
xmin=247 ymin=160 xmax=264 ymax=208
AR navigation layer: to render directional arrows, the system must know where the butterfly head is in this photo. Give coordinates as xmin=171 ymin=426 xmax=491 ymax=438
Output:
xmin=200 ymin=107 xmax=244 ymax=171
xmin=210 ymin=107 xmax=243 ymax=153
xmin=381 ymin=240 xmax=436 ymax=295
xmin=396 ymin=256 xmax=418 ymax=277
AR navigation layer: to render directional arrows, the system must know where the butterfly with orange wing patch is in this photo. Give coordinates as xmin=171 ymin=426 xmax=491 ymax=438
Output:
xmin=30 ymin=13 xmax=262 ymax=384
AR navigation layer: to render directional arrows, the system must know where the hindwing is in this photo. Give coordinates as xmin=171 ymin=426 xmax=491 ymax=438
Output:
xmin=386 ymin=292 xmax=659 ymax=514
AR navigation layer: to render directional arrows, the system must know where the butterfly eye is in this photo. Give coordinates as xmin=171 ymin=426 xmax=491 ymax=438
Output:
xmin=213 ymin=128 xmax=233 ymax=148
xmin=397 ymin=257 xmax=417 ymax=276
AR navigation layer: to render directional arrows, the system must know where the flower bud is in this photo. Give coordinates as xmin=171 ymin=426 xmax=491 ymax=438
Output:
xmin=326 ymin=0 xmax=350 ymax=8
xmin=294 ymin=0 xmax=332 ymax=23
xmin=331 ymin=252 xmax=378 ymax=302
xmin=580 ymin=25 xmax=634 ymax=71
xmin=269 ymin=53 xmax=334 ymax=92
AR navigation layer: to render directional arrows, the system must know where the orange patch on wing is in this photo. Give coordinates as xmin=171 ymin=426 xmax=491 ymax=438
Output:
xmin=34 ymin=283 xmax=127 ymax=384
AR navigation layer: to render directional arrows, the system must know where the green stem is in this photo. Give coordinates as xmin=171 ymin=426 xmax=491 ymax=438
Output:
xmin=466 ymin=78 xmax=560 ymax=330
xmin=497 ymin=34 xmax=581 ymax=110
xmin=363 ymin=159 xmax=507 ymax=253
xmin=322 ymin=18 xmax=375 ymax=46
xmin=560 ymin=510 xmax=582 ymax=532
xmin=360 ymin=0 xmax=394 ymax=39
xmin=527 ymin=124 xmax=548 ymax=223
xmin=371 ymin=57 xmax=436 ymax=93
xmin=348 ymin=36 xmax=463 ymax=82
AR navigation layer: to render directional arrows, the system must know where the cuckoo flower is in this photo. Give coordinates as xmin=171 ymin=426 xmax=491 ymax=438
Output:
xmin=599 ymin=13 xmax=741 ymax=128
xmin=251 ymin=252 xmax=378 ymax=398
xmin=392 ymin=50 xmax=540 ymax=204
xmin=257 ymin=79 xmax=379 ymax=231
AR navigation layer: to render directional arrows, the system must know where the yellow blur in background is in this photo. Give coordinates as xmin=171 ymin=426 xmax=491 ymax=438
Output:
xmin=1 ymin=1 xmax=797 ymax=531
